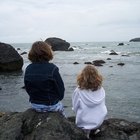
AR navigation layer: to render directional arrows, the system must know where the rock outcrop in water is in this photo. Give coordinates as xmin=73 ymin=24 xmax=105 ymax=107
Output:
xmin=45 ymin=37 xmax=73 ymax=51
xmin=0 ymin=42 xmax=23 ymax=72
xmin=129 ymin=38 xmax=140 ymax=42
xmin=0 ymin=109 xmax=140 ymax=140
xmin=118 ymin=42 xmax=124 ymax=46
xmin=109 ymin=50 xmax=118 ymax=55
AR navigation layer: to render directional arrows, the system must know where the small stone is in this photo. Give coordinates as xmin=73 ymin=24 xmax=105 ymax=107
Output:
xmin=73 ymin=62 xmax=79 ymax=64
xmin=117 ymin=63 xmax=125 ymax=66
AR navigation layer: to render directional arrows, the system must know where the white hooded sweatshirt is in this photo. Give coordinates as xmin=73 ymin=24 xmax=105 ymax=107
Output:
xmin=72 ymin=87 xmax=107 ymax=130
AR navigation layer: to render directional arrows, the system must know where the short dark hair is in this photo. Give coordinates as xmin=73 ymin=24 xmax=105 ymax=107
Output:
xmin=28 ymin=41 xmax=53 ymax=62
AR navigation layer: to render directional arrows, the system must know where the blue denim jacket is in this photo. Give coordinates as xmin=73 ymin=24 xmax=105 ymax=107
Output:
xmin=24 ymin=61 xmax=65 ymax=105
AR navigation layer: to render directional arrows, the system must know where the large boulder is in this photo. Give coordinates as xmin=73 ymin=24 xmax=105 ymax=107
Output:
xmin=0 ymin=109 xmax=140 ymax=140
xmin=68 ymin=117 xmax=140 ymax=140
xmin=45 ymin=37 xmax=73 ymax=51
xmin=0 ymin=42 xmax=23 ymax=72
xmin=129 ymin=38 xmax=140 ymax=42
xmin=0 ymin=109 xmax=86 ymax=140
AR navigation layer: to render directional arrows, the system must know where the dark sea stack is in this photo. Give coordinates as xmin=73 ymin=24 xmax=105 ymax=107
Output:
xmin=45 ymin=37 xmax=70 ymax=51
xmin=0 ymin=42 xmax=23 ymax=72
xmin=129 ymin=38 xmax=140 ymax=42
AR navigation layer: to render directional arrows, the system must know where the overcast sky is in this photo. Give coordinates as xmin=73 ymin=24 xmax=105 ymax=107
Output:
xmin=0 ymin=0 xmax=140 ymax=43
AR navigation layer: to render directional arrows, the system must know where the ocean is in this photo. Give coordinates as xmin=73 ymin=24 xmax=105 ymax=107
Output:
xmin=0 ymin=41 xmax=140 ymax=122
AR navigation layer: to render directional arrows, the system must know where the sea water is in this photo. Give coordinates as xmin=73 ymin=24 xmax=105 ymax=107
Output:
xmin=0 ymin=42 xmax=140 ymax=122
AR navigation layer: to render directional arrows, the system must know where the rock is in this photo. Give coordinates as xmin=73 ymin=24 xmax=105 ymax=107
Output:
xmin=93 ymin=63 xmax=103 ymax=66
xmin=68 ymin=117 xmax=140 ymax=140
xmin=93 ymin=60 xmax=106 ymax=64
xmin=45 ymin=37 xmax=70 ymax=51
xmin=0 ymin=42 xmax=23 ymax=72
xmin=118 ymin=43 xmax=124 ymax=46
xmin=92 ymin=60 xmax=105 ymax=66
xmin=20 ymin=51 xmax=27 ymax=55
xmin=109 ymin=50 xmax=118 ymax=55
xmin=121 ymin=54 xmax=130 ymax=57
xmin=0 ymin=109 xmax=86 ymax=140
xmin=102 ymin=46 xmax=106 ymax=48
xmin=73 ymin=62 xmax=79 ymax=64
xmin=17 ymin=48 xmax=20 ymax=50
xmin=107 ymin=58 xmax=111 ymax=60
xmin=68 ymin=47 xmax=74 ymax=51
xmin=117 ymin=63 xmax=125 ymax=66
xmin=0 ymin=110 xmax=140 ymax=140
xmin=129 ymin=38 xmax=140 ymax=42
xmin=84 ymin=62 xmax=92 ymax=64
xmin=0 ymin=87 xmax=2 ymax=90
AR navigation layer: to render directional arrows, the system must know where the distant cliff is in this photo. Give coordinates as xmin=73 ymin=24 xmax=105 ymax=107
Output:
xmin=129 ymin=38 xmax=140 ymax=42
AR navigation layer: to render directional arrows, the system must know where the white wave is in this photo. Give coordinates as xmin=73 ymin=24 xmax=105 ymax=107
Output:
xmin=70 ymin=46 xmax=82 ymax=50
xmin=101 ymin=50 xmax=121 ymax=54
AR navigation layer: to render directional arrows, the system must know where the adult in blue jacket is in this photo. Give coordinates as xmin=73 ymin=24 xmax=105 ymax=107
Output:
xmin=24 ymin=41 xmax=65 ymax=116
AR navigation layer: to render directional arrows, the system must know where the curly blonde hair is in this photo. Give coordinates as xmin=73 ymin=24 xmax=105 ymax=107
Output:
xmin=77 ymin=65 xmax=103 ymax=91
xmin=28 ymin=41 xmax=53 ymax=62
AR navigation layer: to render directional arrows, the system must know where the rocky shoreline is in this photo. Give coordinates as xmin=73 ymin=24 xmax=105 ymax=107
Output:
xmin=0 ymin=109 xmax=140 ymax=140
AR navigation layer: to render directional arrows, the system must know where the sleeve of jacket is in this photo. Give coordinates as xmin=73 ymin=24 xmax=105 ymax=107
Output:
xmin=72 ymin=88 xmax=80 ymax=113
xmin=24 ymin=66 xmax=29 ymax=92
xmin=53 ymin=67 xmax=65 ymax=100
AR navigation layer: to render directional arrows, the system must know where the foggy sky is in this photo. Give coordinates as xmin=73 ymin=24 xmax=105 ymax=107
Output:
xmin=0 ymin=0 xmax=140 ymax=43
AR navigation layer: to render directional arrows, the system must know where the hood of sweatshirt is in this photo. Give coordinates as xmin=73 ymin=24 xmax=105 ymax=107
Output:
xmin=77 ymin=87 xmax=105 ymax=107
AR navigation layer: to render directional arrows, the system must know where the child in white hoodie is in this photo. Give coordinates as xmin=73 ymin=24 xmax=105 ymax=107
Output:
xmin=72 ymin=65 xmax=107 ymax=139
